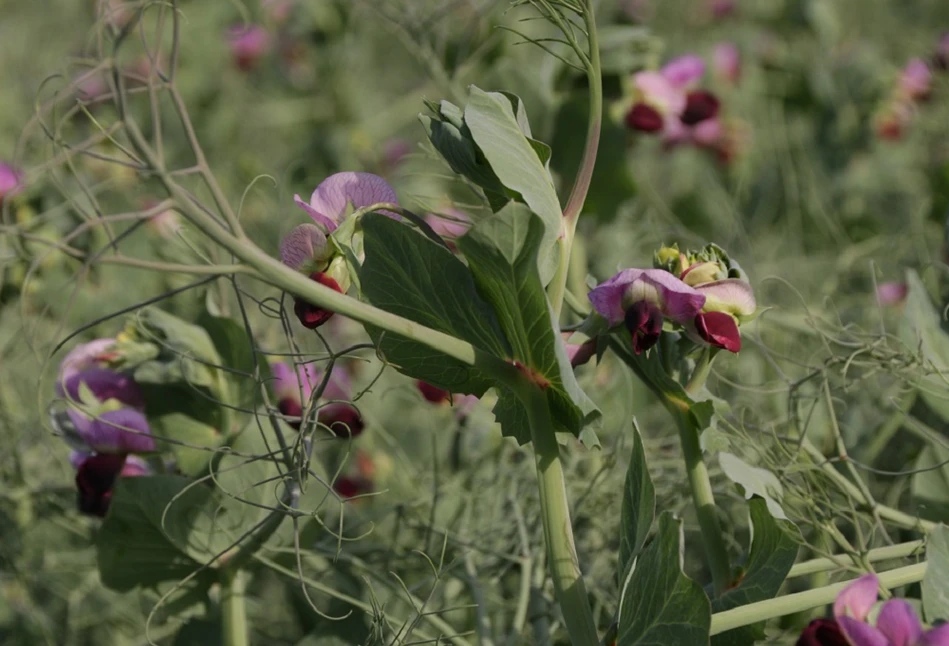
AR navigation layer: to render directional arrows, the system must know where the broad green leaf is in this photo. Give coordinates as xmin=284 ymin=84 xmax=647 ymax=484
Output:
xmin=899 ymin=270 xmax=949 ymax=422
xmin=464 ymin=86 xmax=562 ymax=283
xmin=617 ymin=512 xmax=712 ymax=646
xmin=457 ymin=203 xmax=600 ymax=444
xmin=359 ymin=213 xmax=511 ymax=394
xmin=711 ymin=498 xmax=800 ymax=646
xmin=130 ymin=307 xmax=224 ymax=389
xmin=912 ymin=446 xmax=949 ymax=523
xmin=96 ymin=477 xmax=203 ymax=591
xmin=719 ymin=453 xmax=787 ymax=520
xmin=619 ymin=418 xmax=656 ymax=577
xmin=923 ymin=524 xmax=949 ymax=623
xmin=150 ymin=412 xmax=223 ymax=477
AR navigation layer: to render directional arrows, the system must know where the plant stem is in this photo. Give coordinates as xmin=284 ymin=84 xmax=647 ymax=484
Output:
xmin=220 ymin=568 xmax=249 ymax=646
xmin=709 ymin=562 xmax=928 ymax=635
xmin=670 ymin=403 xmax=733 ymax=596
xmin=786 ymin=540 xmax=925 ymax=579
xmin=525 ymin=387 xmax=598 ymax=645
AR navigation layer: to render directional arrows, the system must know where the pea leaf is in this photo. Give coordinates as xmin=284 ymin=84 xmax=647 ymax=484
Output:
xmin=619 ymin=418 xmax=656 ymax=577
xmin=899 ymin=270 xmax=949 ymax=422
xmin=711 ymin=498 xmax=800 ymax=646
xmin=923 ymin=524 xmax=949 ymax=623
xmin=457 ymin=203 xmax=600 ymax=445
xmin=149 ymin=412 xmax=223 ymax=477
xmin=617 ymin=512 xmax=712 ymax=645
xmin=719 ymin=453 xmax=787 ymax=520
xmin=912 ymin=446 xmax=949 ymax=523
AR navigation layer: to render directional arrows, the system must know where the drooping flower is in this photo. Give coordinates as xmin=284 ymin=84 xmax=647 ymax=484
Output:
xmin=333 ymin=474 xmax=373 ymax=500
xmin=73 ymin=452 xmax=149 ymax=517
xmin=58 ymin=367 xmax=145 ymax=411
xmin=713 ymin=42 xmax=741 ymax=84
xmin=562 ymin=332 xmax=597 ymax=368
xmin=59 ymin=338 xmax=118 ymax=383
xmin=831 ymin=573 xmax=949 ymax=646
xmin=876 ymin=281 xmax=908 ymax=307
xmin=0 ymin=163 xmax=23 ymax=203
xmin=589 ymin=268 xmax=706 ymax=354
xmin=293 ymin=171 xmax=398 ymax=234
xmin=66 ymin=407 xmax=156 ymax=454
xmin=271 ymin=361 xmax=363 ymax=436
xmin=796 ymin=618 xmax=849 ymax=646
xmin=227 ymin=24 xmax=272 ymax=72
xmin=417 ymin=380 xmax=450 ymax=404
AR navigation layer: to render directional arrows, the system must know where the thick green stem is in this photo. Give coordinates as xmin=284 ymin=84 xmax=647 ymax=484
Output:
xmin=709 ymin=562 xmax=928 ymax=635
xmin=525 ymin=387 xmax=598 ymax=645
xmin=786 ymin=540 xmax=925 ymax=579
xmin=220 ymin=569 xmax=248 ymax=646
xmin=671 ymin=404 xmax=733 ymax=596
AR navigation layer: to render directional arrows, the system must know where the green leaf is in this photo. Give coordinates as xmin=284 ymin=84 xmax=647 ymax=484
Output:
xmin=912 ymin=445 xmax=949 ymax=523
xmin=923 ymin=524 xmax=949 ymax=623
xmin=359 ymin=212 xmax=511 ymax=394
xmin=899 ymin=270 xmax=949 ymax=423
xmin=464 ymin=86 xmax=562 ymax=283
xmin=617 ymin=512 xmax=712 ymax=646
xmin=711 ymin=497 xmax=800 ymax=646
xmin=96 ymin=477 xmax=203 ymax=591
xmin=130 ymin=308 xmax=224 ymax=390
xmin=619 ymin=418 xmax=656 ymax=577
xmin=457 ymin=203 xmax=600 ymax=444
xmin=150 ymin=412 xmax=223 ymax=477
xmin=719 ymin=453 xmax=787 ymax=520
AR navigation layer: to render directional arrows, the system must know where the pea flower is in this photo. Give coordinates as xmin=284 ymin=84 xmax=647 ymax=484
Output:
xmin=0 ymin=162 xmax=23 ymax=203
xmin=72 ymin=452 xmax=149 ymax=517
xmin=588 ymin=268 xmax=706 ymax=354
xmin=227 ymin=24 xmax=271 ymax=72
xmin=876 ymin=282 xmax=908 ymax=307
xmin=797 ymin=618 xmax=849 ymax=645
xmin=562 ymin=332 xmax=597 ymax=368
xmin=713 ymin=42 xmax=741 ymax=84
xmin=333 ymin=474 xmax=373 ymax=500
xmin=424 ymin=208 xmax=472 ymax=251
xmin=272 ymin=361 xmax=364 ymax=437
xmin=415 ymin=380 xmax=481 ymax=419
xmin=59 ymin=338 xmax=119 ymax=383
xmin=898 ymin=59 xmax=932 ymax=103
xmin=831 ymin=573 xmax=949 ymax=646
xmin=293 ymin=171 xmax=398 ymax=234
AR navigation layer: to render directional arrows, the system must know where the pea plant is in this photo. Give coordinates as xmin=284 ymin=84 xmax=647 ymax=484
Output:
xmin=6 ymin=1 xmax=949 ymax=645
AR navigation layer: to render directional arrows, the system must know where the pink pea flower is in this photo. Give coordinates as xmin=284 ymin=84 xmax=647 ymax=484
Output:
xmin=589 ymin=268 xmax=706 ymax=354
xmin=713 ymin=42 xmax=742 ymax=84
xmin=562 ymin=332 xmax=597 ymax=368
xmin=678 ymin=261 xmax=756 ymax=353
xmin=899 ymin=58 xmax=932 ymax=102
xmin=425 ymin=209 xmax=472 ymax=250
xmin=293 ymin=171 xmax=398 ymax=234
xmin=59 ymin=339 xmax=118 ymax=383
xmin=832 ymin=573 xmax=949 ymax=646
xmin=876 ymin=281 xmax=908 ymax=307
xmin=626 ymin=55 xmax=721 ymax=140
xmin=272 ymin=361 xmax=363 ymax=437
xmin=227 ymin=24 xmax=272 ymax=72
xmin=58 ymin=368 xmax=145 ymax=411
xmin=66 ymin=407 xmax=156 ymax=454
xmin=0 ymin=163 xmax=23 ymax=203
xmin=73 ymin=452 xmax=149 ymax=517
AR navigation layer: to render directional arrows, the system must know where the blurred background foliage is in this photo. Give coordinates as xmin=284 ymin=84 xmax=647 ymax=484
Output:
xmin=2 ymin=0 xmax=949 ymax=644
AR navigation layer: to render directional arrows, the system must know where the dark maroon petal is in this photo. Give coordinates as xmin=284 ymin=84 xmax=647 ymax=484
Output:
xmin=681 ymin=91 xmax=720 ymax=125
xmin=417 ymin=380 xmax=450 ymax=404
xmin=293 ymin=272 xmax=343 ymax=329
xmin=278 ymin=397 xmax=304 ymax=430
xmin=62 ymin=368 xmax=145 ymax=410
xmin=796 ymin=619 xmax=849 ymax=646
xmin=333 ymin=475 xmax=373 ymax=499
xmin=625 ymin=103 xmax=664 ymax=132
xmin=695 ymin=311 xmax=741 ymax=352
xmin=624 ymin=300 xmax=663 ymax=355
xmin=319 ymin=403 xmax=364 ymax=438
xmin=76 ymin=453 xmax=127 ymax=517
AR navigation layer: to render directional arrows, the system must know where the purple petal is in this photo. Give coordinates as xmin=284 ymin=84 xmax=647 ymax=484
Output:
xmin=661 ymin=55 xmax=706 ymax=88
xmin=61 ymin=368 xmax=144 ymax=410
xmin=695 ymin=279 xmax=757 ymax=316
xmin=835 ymin=574 xmax=880 ymax=622
xmin=589 ymin=269 xmax=647 ymax=325
xmin=589 ymin=268 xmax=706 ymax=326
xmin=0 ymin=162 xmax=23 ymax=200
xmin=900 ymin=58 xmax=932 ymax=100
xmin=305 ymin=172 xmax=398 ymax=229
xmin=875 ymin=599 xmax=923 ymax=646
xmin=713 ymin=42 xmax=741 ymax=83
xmin=634 ymin=71 xmax=687 ymax=116
xmin=74 ymin=408 xmax=156 ymax=454
xmin=639 ymin=269 xmax=707 ymax=323
xmin=425 ymin=209 xmax=472 ymax=240
xmin=838 ymin=617 xmax=890 ymax=646
xmin=693 ymin=118 xmax=723 ymax=146
xmin=271 ymin=362 xmax=300 ymax=404
xmin=308 ymin=364 xmax=351 ymax=402
xmin=922 ymin=623 xmax=949 ymax=646
xmin=294 ymin=194 xmax=338 ymax=232
xmin=279 ymin=223 xmax=329 ymax=271
xmin=59 ymin=338 xmax=116 ymax=383
xmin=69 ymin=449 xmax=92 ymax=470
xmin=876 ymin=281 xmax=908 ymax=307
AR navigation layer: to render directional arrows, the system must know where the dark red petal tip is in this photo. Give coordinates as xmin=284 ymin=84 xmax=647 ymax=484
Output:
xmin=796 ymin=618 xmax=849 ymax=646
xmin=695 ymin=311 xmax=741 ymax=352
xmin=320 ymin=403 xmax=364 ymax=438
xmin=625 ymin=103 xmax=665 ymax=132
xmin=293 ymin=272 xmax=344 ymax=329
xmin=76 ymin=453 xmax=128 ymax=517
xmin=417 ymin=380 xmax=450 ymax=404
xmin=682 ymin=91 xmax=720 ymax=125
xmin=624 ymin=300 xmax=664 ymax=355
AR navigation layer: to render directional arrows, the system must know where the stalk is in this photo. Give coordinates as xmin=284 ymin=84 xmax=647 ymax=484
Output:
xmin=220 ymin=568 xmax=249 ymax=646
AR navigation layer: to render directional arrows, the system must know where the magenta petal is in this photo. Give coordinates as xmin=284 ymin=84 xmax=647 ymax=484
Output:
xmin=293 ymin=193 xmax=338 ymax=233
xmin=900 ymin=58 xmax=932 ymax=100
xmin=76 ymin=408 xmax=156 ymax=454
xmin=271 ymin=362 xmax=300 ymax=404
xmin=640 ymin=269 xmax=707 ymax=323
xmin=661 ymin=54 xmax=706 ymax=88
xmin=589 ymin=269 xmax=646 ymax=325
xmin=876 ymin=599 xmax=924 ymax=646
xmin=835 ymin=574 xmax=880 ymax=622
xmin=0 ymin=162 xmax=23 ymax=200
xmin=922 ymin=623 xmax=949 ymax=646
xmin=634 ymin=71 xmax=687 ymax=116
xmin=425 ymin=209 xmax=472 ymax=240
xmin=589 ymin=268 xmax=706 ymax=326
xmin=838 ymin=617 xmax=890 ymax=646
xmin=59 ymin=338 xmax=116 ymax=383
xmin=61 ymin=368 xmax=145 ymax=410
xmin=308 ymin=171 xmax=398 ymax=225
xmin=280 ymin=223 xmax=329 ymax=271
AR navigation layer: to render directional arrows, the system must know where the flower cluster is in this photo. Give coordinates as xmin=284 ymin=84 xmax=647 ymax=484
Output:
xmin=55 ymin=339 xmax=156 ymax=517
xmin=623 ymin=54 xmax=743 ymax=162
xmin=797 ymin=573 xmax=949 ymax=646
xmin=280 ymin=171 xmax=398 ymax=329
xmin=271 ymin=360 xmax=365 ymax=438
xmin=589 ymin=243 xmax=755 ymax=354
xmin=875 ymin=34 xmax=949 ymax=140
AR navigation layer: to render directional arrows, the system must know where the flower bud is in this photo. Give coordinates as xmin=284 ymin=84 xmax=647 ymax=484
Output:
xmin=280 ymin=223 xmax=332 ymax=273
xmin=694 ymin=311 xmax=741 ymax=352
